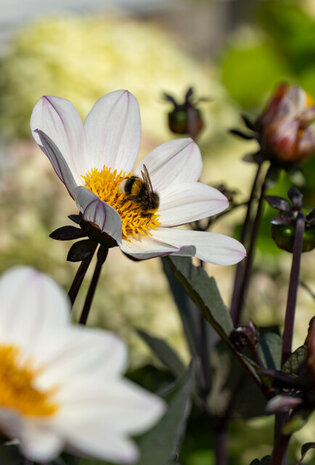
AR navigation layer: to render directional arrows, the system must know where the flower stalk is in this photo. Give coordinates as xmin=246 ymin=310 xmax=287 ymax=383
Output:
xmin=281 ymin=211 xmax=305 ymax=364
xmin=68 ymin=243 xmax=97 ymax=306
xmin=79 ymin=245 xmax=109 ymax=325
xmin=230 ymin=163 xmax=263 ymax=326
xmin=231 ymin=165 xmax=269 ymax=326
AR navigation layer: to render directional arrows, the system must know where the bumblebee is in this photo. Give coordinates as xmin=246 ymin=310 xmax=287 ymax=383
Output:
xmin=121 ymin=165 xmax=160 ymax=216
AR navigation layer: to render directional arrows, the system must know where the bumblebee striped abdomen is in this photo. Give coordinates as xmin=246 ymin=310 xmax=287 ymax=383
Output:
xmin=124 ymin=176 xmax=144 ymax=197
xmin=121 ymin=166 xmax=160 ymax=216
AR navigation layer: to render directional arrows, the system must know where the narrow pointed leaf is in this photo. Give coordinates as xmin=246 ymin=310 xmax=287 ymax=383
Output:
xmin=68 ymin=214 xmax=81 ymax=224
xmin=241 ymin=114 xmax=256 ymax=131
xmin=50 ymin=225 xmax=87 ymax=241
xmin=257 ymin=333 xmax=282 ymax=370
xmin=162 ymin=257 xmax=201 ymax=357
xmin=137 ymin=328 xmax=185 ymax=378
xmin=164 ymin=256 xmax=233 ymax=344
xmin=296 ymin=443 xmax=315 ymax=465
xmin=67 ymin=239 xmax=96 ymax=262
xmin=264 ymin=195 xmax=291 ymax=213
xmin=230 ymin=128 xmax=254 ymax=140
xmin=137 ymin=363 xmax=194 ymax=465
xmin=282 ymin=345 xmax=307 ymax=375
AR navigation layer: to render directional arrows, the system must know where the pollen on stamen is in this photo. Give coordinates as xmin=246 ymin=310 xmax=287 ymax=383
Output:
xmin=0 ymin=345 xmax=58 ymax=417
xmin=82 ymin=166 xmax=160 ymax=240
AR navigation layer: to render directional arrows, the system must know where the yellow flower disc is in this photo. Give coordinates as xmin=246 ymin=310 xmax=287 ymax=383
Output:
xmin=0 ymin=345 xmax=58 ymax=417
xmin=82 ymin=166 xmax=160 ymax=240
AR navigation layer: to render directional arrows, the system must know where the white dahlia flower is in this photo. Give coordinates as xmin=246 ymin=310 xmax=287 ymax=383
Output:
xmin=0 ymin=267 xmax=165 ymax=463
xmin=31 ymin=90 xmax=246 ymax=264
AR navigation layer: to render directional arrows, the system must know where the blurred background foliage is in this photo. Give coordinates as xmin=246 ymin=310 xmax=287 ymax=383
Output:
xmin=0 ymin=0 xmax=314 ymax=464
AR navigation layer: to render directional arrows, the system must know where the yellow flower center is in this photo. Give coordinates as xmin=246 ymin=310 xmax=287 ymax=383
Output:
xmin=305 ymin=92 xmax=314 ymax=108
xmin=82 ymin=166 xmax=160 ymax=240
xmin=0 ymin=345 xmax=58 ymax=417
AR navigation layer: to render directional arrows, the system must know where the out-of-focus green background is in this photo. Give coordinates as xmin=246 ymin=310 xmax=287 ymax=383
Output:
xmin=0 ymin=1 xmax=314 ymax=463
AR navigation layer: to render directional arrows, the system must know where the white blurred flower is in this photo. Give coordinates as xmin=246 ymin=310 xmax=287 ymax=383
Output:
xmin=0 ymin=266 xmax=165 ymax=463
xmin=31 ymin=90 xmax=246 ymax=264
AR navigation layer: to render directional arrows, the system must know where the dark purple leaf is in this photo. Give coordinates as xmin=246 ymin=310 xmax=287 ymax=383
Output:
xmin=68 ymin=214 xmax=81 ymax=224
xmin=264 ymin=195 xmax=291 ymax=212
xmin=241 ymin=114 xmax=256 ymax=131
xmin=50 ymin=226 xmax=87 ymax=241
xmin=162 ymin=92 xmax=178 ymax=106
xmin=67 ymin=239 xmax=96 ymax=262
xmin=288 ymin=187 xmax=303 ymax=210
xmin=230 ymin=128 xmax=255 ymax=140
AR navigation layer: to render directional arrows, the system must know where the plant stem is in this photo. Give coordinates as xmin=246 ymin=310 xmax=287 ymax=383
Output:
xmin=199 ymin=313 xmax=211 ymax=399
xmin=79 ymin=245 xmax=108 ymax=325
xmin=187 ymin=105 xmax=198 ymax=141
xmin=270 ymin=424 xmax=291 ymax=465
xmin=272 ymin=213 xmax=305 ymax=465
xmin=67 ymin=243 xmax=97 ymax=307
xmin=281 ymin=212 xmax=305 ymax=364
xmin=231 ymin=164 xmax=267 ymax=326
xmin=230 ymin=163 xmax=262 ymax=326
xmin=214 ymin=427 xmax=227 ymax=465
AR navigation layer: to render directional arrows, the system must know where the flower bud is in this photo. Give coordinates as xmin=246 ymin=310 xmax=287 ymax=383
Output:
xmin=256 ymin=84 xmax=315 ymax=166
xmin=271 ymin=223 xmax=315 ymax=253
xmin=164 ymin=87 xmax=205 ymax=138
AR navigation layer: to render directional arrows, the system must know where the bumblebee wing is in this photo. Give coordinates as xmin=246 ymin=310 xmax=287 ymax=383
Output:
xmin=141 ymin=165 xmax=154 ymax=194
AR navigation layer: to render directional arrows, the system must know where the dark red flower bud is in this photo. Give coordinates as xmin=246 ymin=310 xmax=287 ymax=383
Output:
xmin=257 ymin=84 xmax=315 ymax=166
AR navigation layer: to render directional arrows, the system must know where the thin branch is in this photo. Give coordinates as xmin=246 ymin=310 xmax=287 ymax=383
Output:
xmin=230 ymin=163 xmax=263 ymax=325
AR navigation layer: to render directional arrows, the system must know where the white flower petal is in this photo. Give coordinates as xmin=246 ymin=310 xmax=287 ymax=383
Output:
xmin=62 ymin=424 xmax=139 ymax=464
xmin=20 ymin=422 xmax=63 ymax=462
xmin=298 ymin=123 xmax=315 ymax=157
xmin=59 ymin=378 xmax=166 ymax=436
xmin=37 ymin=329 xmax=127 ymax=389
xmin=120 ymin=235 xmax=195 ymax=260
xmin=30 ymin=96 xmax=84 ymax=183
xmin=35 ymin=130 xmax=77 ymax=198
xmin=159 ymin=182 xmax=229 ymax=226
xmin=276 ymin=86 xmax=307 ymax=120
xmin=152 ymin=228 xmax=246 ymax=265
xmin=83 ymin=90 xmax=141 ymax=173
xmin=75 ymin=186 xmax=122 ymax=244
xmin=0 ymin=267 xmax=70 ymax=351
xmin=134 ymin=138 xmax=202 ymax=191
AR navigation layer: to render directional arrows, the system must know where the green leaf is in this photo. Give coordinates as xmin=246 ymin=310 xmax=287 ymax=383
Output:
xmin=161 ymin=257 xmax=201 ymax=357
xmin=282 ymin=345 xmax=307 ymax=375
xmin=164 ymin=256 xmax=233 ymax=344
xmin=136 ymin=363 xmax=194 ymax=465
xmin=208 ymin=341 xmax=266 ymax=419
xmin=0 ymin=442 xmax=24 ymax=465
xmin=257 ymin=333 xmax=282 ymax=370
xmin=282 ymin=409 xmax=313 ymax=435
xmin=136 ymin=328 xmax=186 ymax=378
